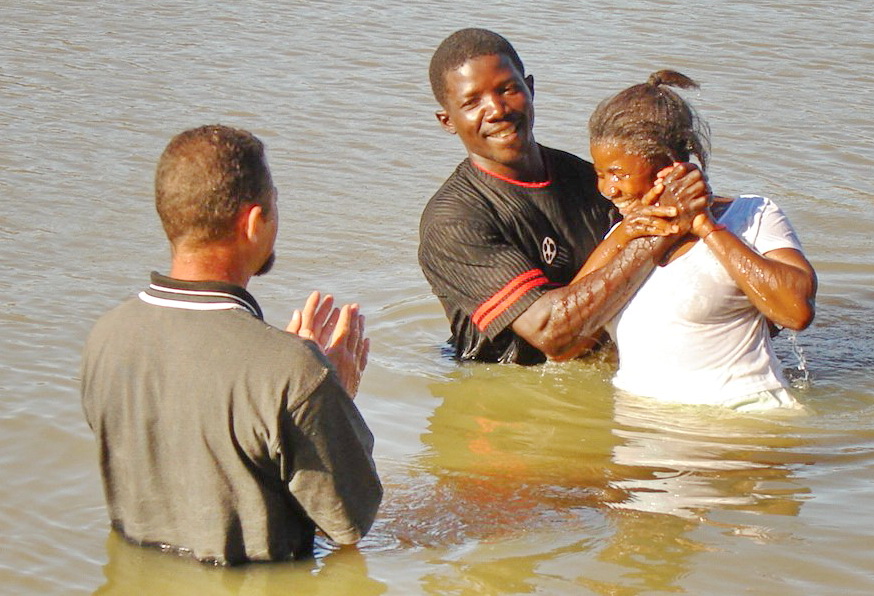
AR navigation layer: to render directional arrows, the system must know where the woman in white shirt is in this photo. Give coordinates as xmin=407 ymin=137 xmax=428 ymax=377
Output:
xmin=580 ymin=70 xmax=817 ymax=411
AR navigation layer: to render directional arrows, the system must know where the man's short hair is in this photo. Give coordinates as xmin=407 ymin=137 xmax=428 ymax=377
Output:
xmin=155 ymin=124 xmax=273 ymax=246
xmin=429 ymin=28 xmax=525 ymax=107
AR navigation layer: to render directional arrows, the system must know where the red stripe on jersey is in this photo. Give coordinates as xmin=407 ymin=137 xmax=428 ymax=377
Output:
xmin=472 ymin=269 xmax=549 ymax=332
xmin=472 ymin=161 xmax=551 ymax=188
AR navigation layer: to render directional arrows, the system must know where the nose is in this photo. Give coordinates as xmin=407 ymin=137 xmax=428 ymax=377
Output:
xmin=598 ymin=179 xmax=618 ymax=198
xmin=483 ymin=92 xmax=508 ymax=120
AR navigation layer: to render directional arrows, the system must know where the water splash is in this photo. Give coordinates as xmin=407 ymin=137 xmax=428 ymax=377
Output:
xmin=784 ymin=330 xmax=812 ymax=390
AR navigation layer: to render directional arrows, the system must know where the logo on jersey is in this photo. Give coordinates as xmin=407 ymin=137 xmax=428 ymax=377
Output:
xmin=541 ymin=236 xmax=557 ymax=265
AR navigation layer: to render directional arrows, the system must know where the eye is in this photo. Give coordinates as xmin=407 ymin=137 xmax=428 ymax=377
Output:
xmin=460 ymin=96 xmax=480 ymax=110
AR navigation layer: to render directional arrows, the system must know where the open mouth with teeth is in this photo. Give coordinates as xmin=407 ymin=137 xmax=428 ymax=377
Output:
xmin=486 ymin=119 xmax=524 ymax=142
xmin=489 ymin=126 xmax=517 ymax=138
xmin=489 ymin=126 xmax=516 ymax=138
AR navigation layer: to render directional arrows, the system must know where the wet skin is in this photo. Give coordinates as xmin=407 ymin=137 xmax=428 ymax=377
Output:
xmin=584 ymin=143 xmax=817 ymax=332
xmin=433 ymin=54 xmax=712 ymax=359
xmin=589 ymin=142 xmax=689 ymax=250
xmin=590 ymin=143 xmax=672 ymax=215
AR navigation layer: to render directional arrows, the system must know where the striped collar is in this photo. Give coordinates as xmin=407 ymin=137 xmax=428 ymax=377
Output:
xmin=138 ymin=272 xmax=263 ymax=319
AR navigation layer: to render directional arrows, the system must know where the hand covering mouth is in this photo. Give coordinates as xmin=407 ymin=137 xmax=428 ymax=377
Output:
xmin=613 ymin=197 xmax=639 ymax=214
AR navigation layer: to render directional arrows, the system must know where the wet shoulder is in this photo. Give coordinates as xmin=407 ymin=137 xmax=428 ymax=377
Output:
xmin=721 ymin=194 xmax=776 ymax=227
xmin=722 ymin=194 xmax=797 ymax=248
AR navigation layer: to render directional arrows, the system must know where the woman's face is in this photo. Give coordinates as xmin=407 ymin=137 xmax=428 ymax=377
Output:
xmin=590 ymin=141 xmax=668 ymax=215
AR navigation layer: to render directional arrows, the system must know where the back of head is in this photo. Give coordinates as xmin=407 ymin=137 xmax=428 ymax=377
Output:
xmin=429 ymin=28 xmax=525 ymax=107
xmin=155 ymin=125 xmax=272 ymax=247
xmin=588 ymin=70 xmax=710 ymax=170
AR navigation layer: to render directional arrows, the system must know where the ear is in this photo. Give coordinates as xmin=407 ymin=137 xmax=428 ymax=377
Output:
xmin=242 ymin=204 xmax=265 ymax=243
xmin=435 ymin=109 xmax=456 ymax=134
xmin=525 ymin=74 xmax=534 ymax=98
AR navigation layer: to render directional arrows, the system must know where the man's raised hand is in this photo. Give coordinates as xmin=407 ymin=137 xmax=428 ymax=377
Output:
xmin=287 ymin=291 xmax=369 ymax=399
xmin=286 ymin=291 xmax=340 ymax=349
xmin=324 ymin=304 xmax=370 ymax=399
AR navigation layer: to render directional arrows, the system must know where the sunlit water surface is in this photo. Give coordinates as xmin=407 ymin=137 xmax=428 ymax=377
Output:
xmin=2 ymin=1 xmax=873 ymax=594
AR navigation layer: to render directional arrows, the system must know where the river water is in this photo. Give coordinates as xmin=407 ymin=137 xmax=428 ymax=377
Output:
xmin=2 ymin=1 xmax=873 ymax=594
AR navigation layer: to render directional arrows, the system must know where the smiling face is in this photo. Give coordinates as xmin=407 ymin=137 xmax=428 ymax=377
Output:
xmin=590 ymin=142 xmax=671 ymax=215
xmin=436 ymin=53 xmax=538 ymax=180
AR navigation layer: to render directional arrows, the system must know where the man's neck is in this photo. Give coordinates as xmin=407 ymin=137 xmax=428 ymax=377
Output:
xmin=169 ymin=244 xmax=251 ymax=288
xmin=471 ymin=144 xmax=546 ymax=183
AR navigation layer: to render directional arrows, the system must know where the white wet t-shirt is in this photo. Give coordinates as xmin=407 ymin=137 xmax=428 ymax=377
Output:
xmin=606 ymin=195 xmax=804 ymax=409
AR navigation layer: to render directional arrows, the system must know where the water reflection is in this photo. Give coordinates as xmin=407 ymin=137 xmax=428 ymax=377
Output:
xmin=96 ymin=531 xmax=387 ymax=595
xmin=88 ymin=342 xmax=827 ymax=594
xmin=608 ymin=393 xmax=811 ymax=520
xmin=422 ymin=362 xmax=619 ymax=531
xmin=400 ymin=360 xmax=814 ymax=592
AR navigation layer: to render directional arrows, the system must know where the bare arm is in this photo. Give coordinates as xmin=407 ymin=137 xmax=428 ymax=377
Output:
xmin=694 ymin=216 xmax=817 ymax=330
xmin=575 ymin=205 xmax=679 ymax=278
xmin=512 ymin=234 xmax=672 ymax=359
xmin=512 ymin=163 xmax=709 ymax=360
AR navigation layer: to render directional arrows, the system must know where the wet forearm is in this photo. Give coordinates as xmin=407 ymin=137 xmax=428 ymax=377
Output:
xmin=513 ymin=235 xmax=671 ymax=359
xmin=703 ymin=230 xmax=817 ymax=330
xmin=573 ymin=226 xmax=627 ymax=281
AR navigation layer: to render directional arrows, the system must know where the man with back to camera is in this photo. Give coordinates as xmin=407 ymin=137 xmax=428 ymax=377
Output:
xmin=418 ymin=28 xmax=710 ymax=364
xmin=81 ymin=125 xmax=382 ymax=565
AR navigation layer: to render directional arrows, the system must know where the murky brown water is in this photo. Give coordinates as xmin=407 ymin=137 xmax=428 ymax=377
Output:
xmin=2 ymin=1 xmax=873 ymax=594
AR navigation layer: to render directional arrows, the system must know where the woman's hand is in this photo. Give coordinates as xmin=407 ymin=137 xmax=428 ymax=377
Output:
xmin=653 ymin=163 xmax=712 ymax=236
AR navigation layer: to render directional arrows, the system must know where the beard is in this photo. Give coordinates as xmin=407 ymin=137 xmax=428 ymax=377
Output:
xmin=254 ymin=251 xmax=275 ymax=277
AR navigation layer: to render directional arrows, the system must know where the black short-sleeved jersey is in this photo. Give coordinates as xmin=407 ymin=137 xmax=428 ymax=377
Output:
xmin=419 ymin=145 xmax=617 ymax=364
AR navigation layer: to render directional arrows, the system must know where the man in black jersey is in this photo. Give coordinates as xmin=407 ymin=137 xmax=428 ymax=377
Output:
xmin=419 ymin=28 xmax=709 ymax=364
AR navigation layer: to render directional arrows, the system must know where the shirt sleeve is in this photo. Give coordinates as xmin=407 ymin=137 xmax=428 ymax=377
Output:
xmin=736 ymin=195 xmax=804 ymax=255
xmin=280 ymin=372 xmax=382 ymax=544
xmin=419 ymin=214 xmax=549 ymax=339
